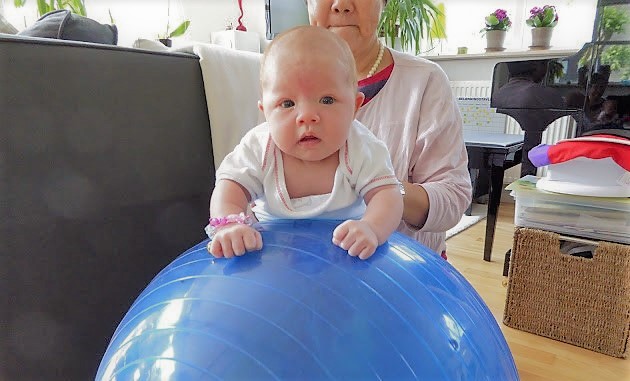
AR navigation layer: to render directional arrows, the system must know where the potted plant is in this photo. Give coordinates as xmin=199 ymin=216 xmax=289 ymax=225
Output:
xmin=158 ymin=0 xmax=190 ymax=47
xmin=480 ymin=8 xmax=512 ymax=51
xmin=13 ymin=0 xmax=88 ymax=17
xmin=158 ymin=20 xmax=190 ymax=47
xmin=378 ymin=0 xmax=445 ymax=55
xmin=12 ymin=0 xmax=117 ymax=29
xmin=526 ymin=5 xmax=558 ymax=49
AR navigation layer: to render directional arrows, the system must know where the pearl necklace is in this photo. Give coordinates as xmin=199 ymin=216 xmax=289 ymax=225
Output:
xmin=366 ymin=42 xmax=384 ymax=78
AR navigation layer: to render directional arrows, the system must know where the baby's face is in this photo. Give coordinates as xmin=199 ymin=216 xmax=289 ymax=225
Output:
xmin=259 ymin=51 xmax=363 ymax=163
xmin=603 ymin=100 xmax=616 ymax=112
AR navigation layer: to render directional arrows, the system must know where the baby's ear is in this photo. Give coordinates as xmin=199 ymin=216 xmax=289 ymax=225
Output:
xmin=257 ymin=100 xmax=264 ymax=112
xmin=354 ymin=92 xmax=365 ymax=113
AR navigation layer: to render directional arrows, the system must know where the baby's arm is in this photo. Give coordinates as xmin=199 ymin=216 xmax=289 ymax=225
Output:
xmin=332 ymin=184 xmax=404 ymax=260
xmin=207 ymin=179 xmax=262 ymax=258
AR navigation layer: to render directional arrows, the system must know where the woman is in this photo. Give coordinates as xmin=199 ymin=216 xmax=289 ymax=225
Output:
xmin=306 ymin=0 xmax=472 ymax=257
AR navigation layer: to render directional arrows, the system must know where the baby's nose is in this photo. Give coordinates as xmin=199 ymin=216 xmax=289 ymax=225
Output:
xmin=296 ymin=106 xmax=320 ymax=125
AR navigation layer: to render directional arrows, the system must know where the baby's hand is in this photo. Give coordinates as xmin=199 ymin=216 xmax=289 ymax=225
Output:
xmin=207 ymin=224 xmax=262 ymax=258
xmin=332 ymin=220 xmax=379 ymax=260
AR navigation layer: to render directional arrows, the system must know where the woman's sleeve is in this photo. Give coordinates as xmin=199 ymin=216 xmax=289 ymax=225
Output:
xmin=410 ymin=66 xmax=473 ymax=232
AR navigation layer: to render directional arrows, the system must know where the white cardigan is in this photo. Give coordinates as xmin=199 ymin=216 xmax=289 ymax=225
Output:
xmin=357 ymin=49 xmax=472 ymax=254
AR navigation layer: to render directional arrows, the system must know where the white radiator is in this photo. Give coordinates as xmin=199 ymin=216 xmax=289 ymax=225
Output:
xmin=451 ymin=80 xmax=576 ymax=179
xmin=450 ymin=80 xmax=493 ymax=98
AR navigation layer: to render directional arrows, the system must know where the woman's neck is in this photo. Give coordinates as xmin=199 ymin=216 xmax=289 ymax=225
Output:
xmin=356 ymin=41 xmax=384 ymax=80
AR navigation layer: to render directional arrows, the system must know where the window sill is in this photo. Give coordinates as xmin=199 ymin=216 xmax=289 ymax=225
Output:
xmin=426 ymin=47 xmax=580 ymax=61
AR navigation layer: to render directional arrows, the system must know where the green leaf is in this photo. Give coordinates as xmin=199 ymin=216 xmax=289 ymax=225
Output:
xmin=600 ymin=7 xmax=630 ymax=40
xmin=75 ymin=0 xmax=87 ymax=16
xmin=485 ymin=15 xmax=499 ymax=27
xmin=17 ymin=0 xmax=88 ymax=16
xmin=35 ymin=0 xmax=51 ymax=16
xmin=541 ymin=8 xmax=555 ymax=26
xmin=168 ymin=20 xmax=190 ymax=38
xmin=379 ymin=0 xmax=443 ymax=55
xmin=429 ymin=3 xmax=446 ymax=39
xmin=601 ymin=45 xmax=630 ymax=80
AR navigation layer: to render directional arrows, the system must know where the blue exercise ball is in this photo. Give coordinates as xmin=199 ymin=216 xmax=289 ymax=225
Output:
xmin=96 ymin=219 xmax=518 ymax=380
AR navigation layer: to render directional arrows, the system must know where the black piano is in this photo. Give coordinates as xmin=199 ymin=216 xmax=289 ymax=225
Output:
xmin=489 ymin=0 xmax=630 ymax=271
xmin=491 ymin=0 xmax=630 ymax=176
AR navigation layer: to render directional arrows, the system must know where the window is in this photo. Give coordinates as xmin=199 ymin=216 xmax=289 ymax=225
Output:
xmin=429 ymin=0 xmax=598 ymax=55
xmin=1 ymin=0 xmax=599 ymax=52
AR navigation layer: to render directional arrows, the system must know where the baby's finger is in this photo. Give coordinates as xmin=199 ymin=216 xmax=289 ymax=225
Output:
xmin=332 ymin=223 xmax=349 ymax=246
xmin=346 ymin=239 xmax=365 ymax=257
xmin=358 ymin=246 xmax=376 ymax=260
xmin=231 ymin=237 xmax=246 ymax=256
xmin=243 ymin=230 xmax=263 ymax=252
xmin=220 ymin=239 xmax=235 ymax=258
xmin=242 ymin=233 xmax=256 ymax=252
xmin=243 ymin=232 xmax=262 ymax=251
xmin=207 ymin=240 xmax=224 ymax=258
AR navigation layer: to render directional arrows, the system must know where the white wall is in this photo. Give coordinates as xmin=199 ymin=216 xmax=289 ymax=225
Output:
xmin=179 ymin=0 xmax=267 ymax=47
xmin=87 ymin=0 xmax=268 ymax=48
xmin=1 ymin=0 xmax=268 ymax=48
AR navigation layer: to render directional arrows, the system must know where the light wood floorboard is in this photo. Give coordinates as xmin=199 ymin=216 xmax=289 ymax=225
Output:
xmin=446 ymin=201 xmax=629 ymax=381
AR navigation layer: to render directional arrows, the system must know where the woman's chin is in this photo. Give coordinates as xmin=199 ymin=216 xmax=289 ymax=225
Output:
xmin=327 ymin=26 xmax=360 ymax=41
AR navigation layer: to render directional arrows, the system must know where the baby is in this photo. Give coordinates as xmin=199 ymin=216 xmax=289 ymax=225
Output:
xmin=206 ymin=26 xmax=403 ymax=260
xmin=596 ymin=99 xmax=618 ymax=124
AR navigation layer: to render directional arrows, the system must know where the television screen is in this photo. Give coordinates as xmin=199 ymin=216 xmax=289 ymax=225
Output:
xmin=265 ymin=0 xmax=309 ymax=39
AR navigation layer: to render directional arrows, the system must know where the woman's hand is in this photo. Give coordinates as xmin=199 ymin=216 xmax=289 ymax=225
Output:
xmin=332 ymin=220 xmax=379 ymax=260
xmin=207 ymin=224 xmax=263 ymax=258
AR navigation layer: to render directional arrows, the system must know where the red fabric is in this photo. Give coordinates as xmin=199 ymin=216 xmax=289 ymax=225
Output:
xmin=358 ymin=63 xmax=394 ymax=87
xmin=358 ymin=63 xmax=394 ymax=106
xmin=548 ymin=136 xmax=630 ymax=171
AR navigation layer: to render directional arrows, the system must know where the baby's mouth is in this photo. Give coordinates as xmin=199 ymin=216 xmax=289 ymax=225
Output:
xmin=299 ymin=135 xmax=320 ymax=144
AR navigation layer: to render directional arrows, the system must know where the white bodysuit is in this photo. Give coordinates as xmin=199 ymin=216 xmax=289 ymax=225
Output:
xmin=216 ymin=120 xmax=399 ymax=221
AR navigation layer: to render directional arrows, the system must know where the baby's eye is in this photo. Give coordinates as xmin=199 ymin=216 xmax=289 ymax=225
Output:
xmin=280 ymin=100 xmax=295 ymax=108
xmin=320 ymin=96 xmax=335 ymax=105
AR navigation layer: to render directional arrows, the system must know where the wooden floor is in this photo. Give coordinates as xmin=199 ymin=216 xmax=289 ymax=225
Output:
xmin=446 ymin=201 xmax=629 ymax=381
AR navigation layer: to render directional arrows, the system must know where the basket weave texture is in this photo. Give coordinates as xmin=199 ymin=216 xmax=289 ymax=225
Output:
xmin=504 ymin=227 xmax=630 ymax=358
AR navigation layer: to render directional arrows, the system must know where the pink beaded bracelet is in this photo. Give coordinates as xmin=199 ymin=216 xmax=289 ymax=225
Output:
xmin=204 ymin=212 xmax=254 ymax=239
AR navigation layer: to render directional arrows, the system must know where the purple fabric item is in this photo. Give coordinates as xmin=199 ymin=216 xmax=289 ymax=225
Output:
xmin=528 ymin=144 xmax=551 ymax=167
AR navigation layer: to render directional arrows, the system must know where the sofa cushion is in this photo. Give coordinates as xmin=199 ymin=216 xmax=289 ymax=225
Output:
xmin=18 ymin=9 xmax=117 ymax=45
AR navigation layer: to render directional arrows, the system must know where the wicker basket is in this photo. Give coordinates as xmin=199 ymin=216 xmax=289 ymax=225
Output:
xmin=504 ymin=227 xmax=630 ymax=358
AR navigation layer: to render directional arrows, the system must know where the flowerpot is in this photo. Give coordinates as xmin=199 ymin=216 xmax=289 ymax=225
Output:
xmin=158 ymin=38 xmax=172 ymax=47
xmin=530 ymin=27 xmax=553 ymax=49
xmin=485 ymin=30 xmax=506 ymax=52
